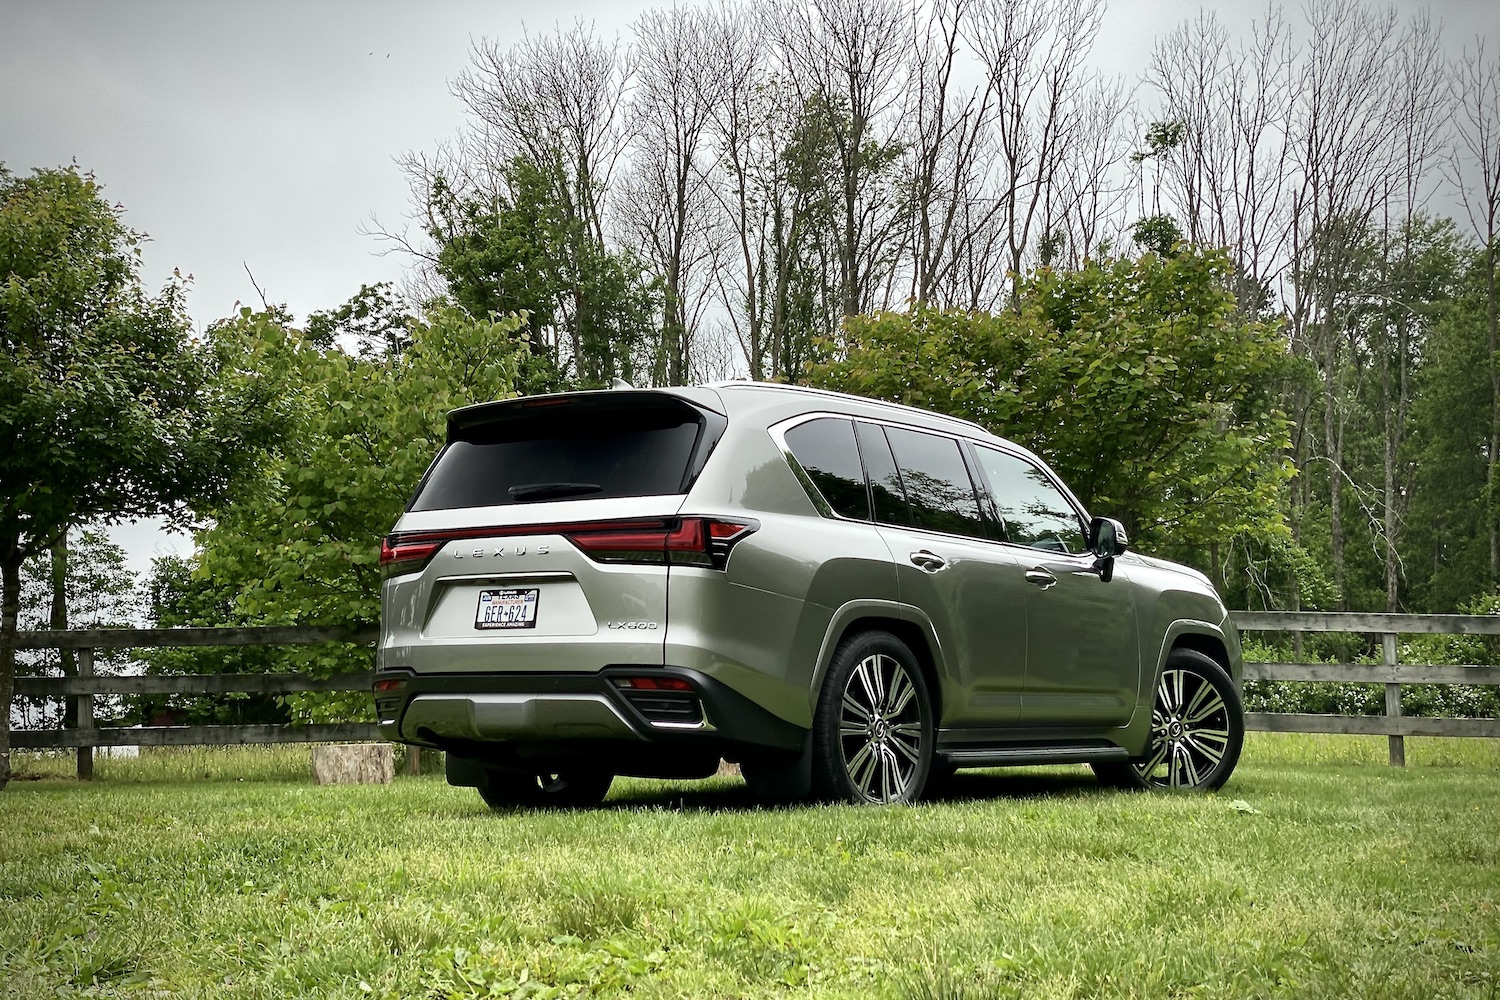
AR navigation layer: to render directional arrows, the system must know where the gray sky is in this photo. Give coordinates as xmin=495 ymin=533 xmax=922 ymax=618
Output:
xmin=2 ymin=0 xmax=1495 ymax=581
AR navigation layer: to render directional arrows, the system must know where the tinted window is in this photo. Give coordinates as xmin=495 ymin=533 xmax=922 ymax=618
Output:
xmin=972 ymin=447 xmax=1086 ymax=553
xmin=412 ymin=403 xmax=703 ymax=511
xmin=883 ymin=427 xmax=987 ymax=539
xmin=855 ymin=422 xmax=912 ymax=526
xmin=784 ymin=418 xmax=870 ymax=520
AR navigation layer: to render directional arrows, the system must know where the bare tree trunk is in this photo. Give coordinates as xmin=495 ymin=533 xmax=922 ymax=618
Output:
xmin=1490 ymin=242 xmax=1499 ymax=584
xmin=1383 ymin=336 xmax=1400 ymax=612
xmin=50 ymin=530 xmax=78 ymax=729
xmin=0 ymin=534 xmax=21 ymax=791
xmin=1324 ymin=331 xmax=1347 ymax=609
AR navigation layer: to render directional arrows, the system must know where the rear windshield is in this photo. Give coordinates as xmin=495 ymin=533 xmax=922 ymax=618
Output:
xmin=410 ymin=396 xmax=708 ymax=512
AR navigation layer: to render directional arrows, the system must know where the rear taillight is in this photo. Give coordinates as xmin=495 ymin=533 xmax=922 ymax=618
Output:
xmin=564 ymin=517 xmax=756 ymax=569
xmin=378 ymin=516 xmax=758 ymax=575
xmin=379 ymin=536 xmax=443 ymax=577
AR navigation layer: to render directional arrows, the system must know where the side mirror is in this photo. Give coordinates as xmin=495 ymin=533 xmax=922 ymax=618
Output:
xmin=1088 ymin=516 xmax=1130 ymax=558
xmin=1087 ymin=516 xmax=1129 ymax=581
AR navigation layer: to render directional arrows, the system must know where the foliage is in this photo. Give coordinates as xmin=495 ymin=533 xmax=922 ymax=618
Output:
xmin=428 ymin=159 xmax=659 ymax=389
xmin=129 ymin=554 xmax=291 ymax=727
xmin=179 ymin=302 xmax=530 ymax=721
xmin=806 ymin=248 xmax=1297 ymax=565
xmin=305 ymin=281 xmax=412 ymax=355
xmin=0 ymin=164 xmax=276 ymax=789
xmin=1400 ymin=245 xmax=1498 ymax=611
xmin=1131 ymin=214 xmax=1184 ymax=257
xmin=4 ymin=740 xmax=1500 ymax=997
xmin=18 ymin=528 xmax=140 ymax=635
xmin=12 ymin=527 xmax=139 ymax=729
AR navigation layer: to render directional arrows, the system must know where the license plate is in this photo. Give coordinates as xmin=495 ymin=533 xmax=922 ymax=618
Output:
xmin=475 ymin=588 xmax=539 ymax=630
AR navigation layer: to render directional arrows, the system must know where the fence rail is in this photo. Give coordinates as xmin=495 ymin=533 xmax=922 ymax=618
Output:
xmin=12 ymin=626 xmax=375 ymax=777
xmin=9 ymin=613 xmax=1499 ymax=777
xmin=1231 ymin=610 xmax=1500 ymax=764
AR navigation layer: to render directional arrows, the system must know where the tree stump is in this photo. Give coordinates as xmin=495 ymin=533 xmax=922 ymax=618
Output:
xmin=311 ymin=743 xmax=394 ymax=785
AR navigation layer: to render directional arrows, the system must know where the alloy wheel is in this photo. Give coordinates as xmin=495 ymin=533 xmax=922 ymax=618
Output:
xmin=837 ymin=652 xmax=925 ymax=802
xmin=1133 ymin=666 xmax=1233 ymax=788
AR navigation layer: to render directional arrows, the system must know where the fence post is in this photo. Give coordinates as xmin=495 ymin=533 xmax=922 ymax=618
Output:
xmin=76 ymin=646 xmax=94 ymax=781
xmin=1382 ymin=632 xmax=1404 ymax=767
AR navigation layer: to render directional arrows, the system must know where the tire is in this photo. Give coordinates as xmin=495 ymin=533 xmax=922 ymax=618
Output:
xmin=476 ymin=767 xmax=614 ymax=809
xmin=811 ymin=631 xmax=934 ymax=804
xmin=1094 ymin=648 xmax=1243 ymax=792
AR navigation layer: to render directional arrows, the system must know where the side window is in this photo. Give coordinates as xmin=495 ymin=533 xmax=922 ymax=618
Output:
xmin=972 ymin=446 xmax=1087 ymax=554
xmin=883 ymin=426 xmax=988 ymax=540
xmin=855 ymin=421 xmax=913 ymax=526
xmin=783 ymin=418 xmax=870 ymax=520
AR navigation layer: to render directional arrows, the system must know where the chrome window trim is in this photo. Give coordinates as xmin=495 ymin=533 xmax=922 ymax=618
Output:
xmin=770 ymin=412 xmax=1016 ymax=547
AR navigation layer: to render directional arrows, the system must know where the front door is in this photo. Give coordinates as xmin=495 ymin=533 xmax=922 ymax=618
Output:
xmin=968 ymin=445 xmax=1139 ymax=728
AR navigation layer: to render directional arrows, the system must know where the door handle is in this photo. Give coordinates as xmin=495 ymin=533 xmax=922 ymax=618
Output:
xmin=1025 ymin=567 xmax=1057 ymax=590
xmin=909 ymin=550 xmax=947 ymax=573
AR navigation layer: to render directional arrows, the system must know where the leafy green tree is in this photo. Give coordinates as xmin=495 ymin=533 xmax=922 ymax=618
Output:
xmin=1403 ymin=245 xmax=1497 ymax=611
xmin=130 ymin=553 xmax=290 ymax=727
xmin=0 ymin=165 xmax=273 ymax=789
xmin=14 ymin=526 xmax=139 ymax=730
xmin=806 ymin=248 xmax=1296 ymax=578
xmin=177 ymin=302 xmax=529 ymax=721
xmin=427 ymin=158 xmax=659 ymax=389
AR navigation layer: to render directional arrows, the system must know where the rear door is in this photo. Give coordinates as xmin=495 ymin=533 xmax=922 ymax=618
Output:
xmin=859 ymin=422 xmax=1029 ymax=727
xmin=967 ymin=444 xmax=1139 ymax=727
xmin=380 ymin=391 xmax=724 ymax=675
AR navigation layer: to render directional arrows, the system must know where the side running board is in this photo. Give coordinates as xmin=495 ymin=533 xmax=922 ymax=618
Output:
xmin=938 ymin=745 xmax=1130 ymax=768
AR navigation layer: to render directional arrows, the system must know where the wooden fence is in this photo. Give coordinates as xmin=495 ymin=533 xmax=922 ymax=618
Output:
xmin=1234 ymin=611 xmax=1500 ymax=765
xmin=11 ymin=612 xmax=1500 ymax=778
xmin=12 ymin=626 xmax=378 ymax=779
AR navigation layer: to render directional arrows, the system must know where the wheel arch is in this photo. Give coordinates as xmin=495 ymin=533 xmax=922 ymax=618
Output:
xmin=1172 ymin=631 xmax=1231 ymax=677
xmin=1118 ymin=619 xmax=1238 ymax=757
xmin=810 ymin=601 xmax=946 ymax=724
xmin=1153 ymin=620 xmax=1239 ymax=689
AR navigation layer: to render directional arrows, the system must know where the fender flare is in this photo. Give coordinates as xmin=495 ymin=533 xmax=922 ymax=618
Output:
xmin=806 ymin=599 xmax=950 ymax=716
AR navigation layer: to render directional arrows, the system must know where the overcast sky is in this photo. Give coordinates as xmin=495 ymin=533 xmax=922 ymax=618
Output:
xmin=2 ymin=0 xmax=1495 ymax=580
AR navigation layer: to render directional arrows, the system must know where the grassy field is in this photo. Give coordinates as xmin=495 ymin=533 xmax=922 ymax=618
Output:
xmin=2 ymin=735 xmax=1497 ymax=999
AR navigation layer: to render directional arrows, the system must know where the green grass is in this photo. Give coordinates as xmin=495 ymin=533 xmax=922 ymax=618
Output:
xmin=3 ymin=735 xmax=1498 ymax=999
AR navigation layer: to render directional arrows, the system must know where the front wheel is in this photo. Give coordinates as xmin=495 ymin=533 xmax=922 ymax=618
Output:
xmin=812 ymin=631 xmax=934 ymax=804
xmin=476 ymin=767 xmax=614 ymax=809
xmin=1094 ymin=648 xmax=1243 ymax=792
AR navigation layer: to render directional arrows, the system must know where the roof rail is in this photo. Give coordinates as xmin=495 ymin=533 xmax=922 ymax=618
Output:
xmin=706 ymin=380 xmax=992 ymax=435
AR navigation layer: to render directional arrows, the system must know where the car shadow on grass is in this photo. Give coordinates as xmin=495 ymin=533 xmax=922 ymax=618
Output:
xmin=473 ymin=766 xmax=1115 ymax=815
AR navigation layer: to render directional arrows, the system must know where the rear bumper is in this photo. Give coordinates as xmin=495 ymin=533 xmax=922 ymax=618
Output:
xmin=374 ymin=666 xmax=807 ymax=763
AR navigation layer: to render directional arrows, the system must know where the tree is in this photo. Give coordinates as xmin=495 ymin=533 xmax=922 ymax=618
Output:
xmin=806 ymin=248 xmax=1296 ymax=570
xmin=966 ymin=0 xmax=1108 ymax=302
xmin=0 ymin=165 xmax=273 ymax=790
xmin=427 ymin=159 xmax=659 ymax=389
xmin=179 ymin=301 xmax=530 ymax=721
xmin=623 ymin=4 xmax=724 ymax=384
xmin=14 ymin=526 xmax=139 ymax=731
xmin=1450 ymin=39 xmax=1500 ymax=586
xmin=1404 ymin=246 xmax=1495 ymax=610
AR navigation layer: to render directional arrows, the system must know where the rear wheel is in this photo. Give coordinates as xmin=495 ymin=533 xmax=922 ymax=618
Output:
xmin=812 ymin=631 xmax=934 ymax=804
xmin=476 ymin=767 xmax=614 ymax=809
xmin=1094 ymin=648 xmax=1243 ymax=791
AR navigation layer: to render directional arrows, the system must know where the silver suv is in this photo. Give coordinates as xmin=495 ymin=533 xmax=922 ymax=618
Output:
xmin=374 ymin=382 xmax=1243 ymax=806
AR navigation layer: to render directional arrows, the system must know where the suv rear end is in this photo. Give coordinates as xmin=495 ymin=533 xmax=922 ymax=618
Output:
xmin=373 ymin=387 xmax=805 ymax=799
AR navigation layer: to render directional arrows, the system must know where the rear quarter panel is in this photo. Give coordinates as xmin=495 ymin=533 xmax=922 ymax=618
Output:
xmin=667 ymin=414 xmax=898 ymax=728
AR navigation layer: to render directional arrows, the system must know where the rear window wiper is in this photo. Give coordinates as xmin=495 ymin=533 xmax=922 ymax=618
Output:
xmin=508 ymin=482 xmax=605 ymax=502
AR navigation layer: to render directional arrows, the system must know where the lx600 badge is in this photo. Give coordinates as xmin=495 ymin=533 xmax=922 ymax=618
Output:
xmin=607 ymin=621 xmax=659 ymax=630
